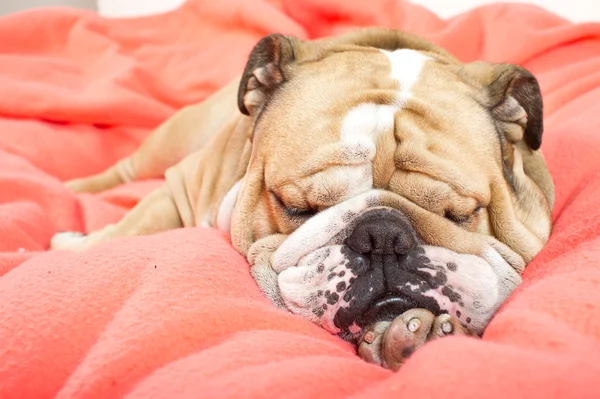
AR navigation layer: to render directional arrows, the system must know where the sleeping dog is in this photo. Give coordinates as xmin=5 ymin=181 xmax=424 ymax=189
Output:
xmin=52 ymin=28 xmax=554 ymax=370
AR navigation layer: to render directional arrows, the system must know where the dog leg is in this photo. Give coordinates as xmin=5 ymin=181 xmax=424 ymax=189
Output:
xmin=67 ymin=76 xmax=241 ymax=194
xmin=66 ymin=157 xmax=137 ymax=193
xmin=51 ymin=185 xmax=183 ymax=250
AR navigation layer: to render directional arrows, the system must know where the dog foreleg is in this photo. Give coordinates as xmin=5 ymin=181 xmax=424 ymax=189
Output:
xmin=51 ymin=184 xmax=183 ymax=250
xmin=67 ymin=76 xmax=241 ymax=194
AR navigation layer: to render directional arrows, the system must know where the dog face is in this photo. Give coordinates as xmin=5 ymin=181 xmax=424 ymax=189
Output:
xmin=224 ymin=29 xmax=554 ymax=356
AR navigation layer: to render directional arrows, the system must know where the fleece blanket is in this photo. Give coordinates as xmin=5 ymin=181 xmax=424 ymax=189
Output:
xmin=1 ymin=0 xmax=600 ymax=398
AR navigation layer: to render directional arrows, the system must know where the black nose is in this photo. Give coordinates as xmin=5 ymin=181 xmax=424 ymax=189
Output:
xmin=345 ymin=208 xmax=417 ymax=256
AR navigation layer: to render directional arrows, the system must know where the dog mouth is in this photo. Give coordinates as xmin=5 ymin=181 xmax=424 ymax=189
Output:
xmin=356 ymin=294 xmax=416 ymax=328
xmin=273 ymin=190 xmax=523 ymax=338
xmin=349 ymin=290 xmax=443 ymax=337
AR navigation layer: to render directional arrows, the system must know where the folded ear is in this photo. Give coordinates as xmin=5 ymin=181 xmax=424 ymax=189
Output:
xmin=461 ymin=62 xmax=544 ymax=150
xmin=238 ymin=34 xmax=300 ymax=117
xmin=460 ymin=63 xmax=554 ymax=262
xmin=465 ymin=62 xmax=554 ymax=208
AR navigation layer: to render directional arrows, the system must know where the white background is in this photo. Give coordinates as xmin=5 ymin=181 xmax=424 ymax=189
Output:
xmin=96 ymin=0 xmax=600 ymax=22
xmin=0 ymin=1 xmax=599 ymax=23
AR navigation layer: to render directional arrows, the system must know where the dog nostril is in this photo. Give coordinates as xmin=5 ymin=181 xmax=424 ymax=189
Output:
xmin=345 ymin=224 xmax=373 ymax=254
xmin=394 ymin=232 xmax=416 ymax=255
xmin=349 ymin=255 xmax=369 ymax=274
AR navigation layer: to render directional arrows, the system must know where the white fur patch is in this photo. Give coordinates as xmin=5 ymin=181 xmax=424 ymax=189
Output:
xmin=336 ymin=104 xmax=396 ymax=200
xmin=278 ymin=245 xmax=352 ymax=334
xmin=331 ymin=50 xmax=428 ymax=200
xmin=419 ymin=246 xmax=514 ymax=333
xmin=50 ymin=231 xmax=86 ymax=251
xmin=340 ymin=103 xmax=396 ymax=161
xmin=216 ymin=179 xmax=242 ymax=232
xmin=339 ymin=49 xmax=428 ymax=150
xmin=482 ymin=246 xmax=523 ymax=300
xmin=381 ymin=48 xmax=430 ymax=105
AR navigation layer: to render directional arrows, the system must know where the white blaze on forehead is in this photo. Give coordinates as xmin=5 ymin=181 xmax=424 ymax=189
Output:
xmin=338 ymin=49 xmax=429 ymax=154
xmin=380 ymin=48 xmax=430 ymax=105
xmin=334 ymin=49 xmax=429 ymax=191
xmin=340 ymin=103 xmax=396 ymax=162
xmin=336 ymin=104 xmax=394 ymax=199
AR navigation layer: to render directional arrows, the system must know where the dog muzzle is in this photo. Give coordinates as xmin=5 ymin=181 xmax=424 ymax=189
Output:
xmin=271 ymin=190 xmax=522 ymax=340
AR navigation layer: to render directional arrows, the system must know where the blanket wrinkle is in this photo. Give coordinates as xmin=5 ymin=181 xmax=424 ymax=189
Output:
xmin=1 ymin=1 xmax=600 ymax=398
xmin=122 ymin=332 xmax=360 ymax=398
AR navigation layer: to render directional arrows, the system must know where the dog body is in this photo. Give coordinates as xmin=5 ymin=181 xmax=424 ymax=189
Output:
xmin=53 ymin=29 xmax=554 ymax=370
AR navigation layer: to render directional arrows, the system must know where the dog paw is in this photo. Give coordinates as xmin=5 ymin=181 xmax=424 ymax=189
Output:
xmin=358 ymin=309 xmax=473 ymax=371
xmin=380 ymin=308 xmax=437 ymax=369
xmin=358 ymin=308 xmax=436 ymax=370
xmin=428 ymin=313 xmax=471 ymax=339
xmin=50 ymin=231 xmax=87 ymax=251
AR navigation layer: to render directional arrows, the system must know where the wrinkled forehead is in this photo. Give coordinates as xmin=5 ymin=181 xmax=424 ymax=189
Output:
xmin=254 ymin=49 xmax=426 ymax=151
xmin=253 ymin=47 xmax=491 ymax=174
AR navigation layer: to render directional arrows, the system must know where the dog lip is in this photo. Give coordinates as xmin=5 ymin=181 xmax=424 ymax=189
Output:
xmin=371 ymin=294 xmax=411 ymax=312
xmin=356 ymin=293 xmax=414 ymax=328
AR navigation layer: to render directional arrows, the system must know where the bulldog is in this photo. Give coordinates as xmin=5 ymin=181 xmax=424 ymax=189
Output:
xmin=51 ymin=28 xmax=555 ymax=371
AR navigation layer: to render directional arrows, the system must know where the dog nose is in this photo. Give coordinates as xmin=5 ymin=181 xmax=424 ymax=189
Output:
xmin=345 ymin=209 xmax=417 ymax=256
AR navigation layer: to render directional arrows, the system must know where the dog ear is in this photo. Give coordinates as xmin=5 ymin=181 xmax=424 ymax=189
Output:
xmin=238 ymin=34 xmax=300 ymax=116
xmin=488 ymin=64 xmax=543 ymax=150
xmin=462 ymin=62 xmax=544 ymax=150
xmin=461 ymin=63 xmax=554 ymax=262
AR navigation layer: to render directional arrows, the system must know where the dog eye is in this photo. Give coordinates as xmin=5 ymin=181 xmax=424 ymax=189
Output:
xmin=444 ymin=206 xmax=483 ymax=225
xmin=285 ymin=207 xmax=317 ymax=218
xmin=270 ymin=191 xmax=317 ymax=219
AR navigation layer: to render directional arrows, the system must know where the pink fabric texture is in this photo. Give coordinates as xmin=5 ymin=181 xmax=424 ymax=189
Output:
xmin=1 ymin=1 xmax=600 ymax=398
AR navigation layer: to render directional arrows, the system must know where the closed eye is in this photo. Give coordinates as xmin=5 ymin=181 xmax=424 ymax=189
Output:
xmin=270 ymin=191 xmax=317 ymax=219
xmin=444 ymin=206 xmax=484 ymax=225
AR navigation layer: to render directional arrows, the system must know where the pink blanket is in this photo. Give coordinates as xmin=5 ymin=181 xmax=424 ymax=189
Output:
xmin=1 ymin=1 xmax=600 ymax=398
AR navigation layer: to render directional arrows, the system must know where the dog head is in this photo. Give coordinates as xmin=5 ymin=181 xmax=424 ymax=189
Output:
xmin=218 ymin=28 xmax=554 ymax=366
